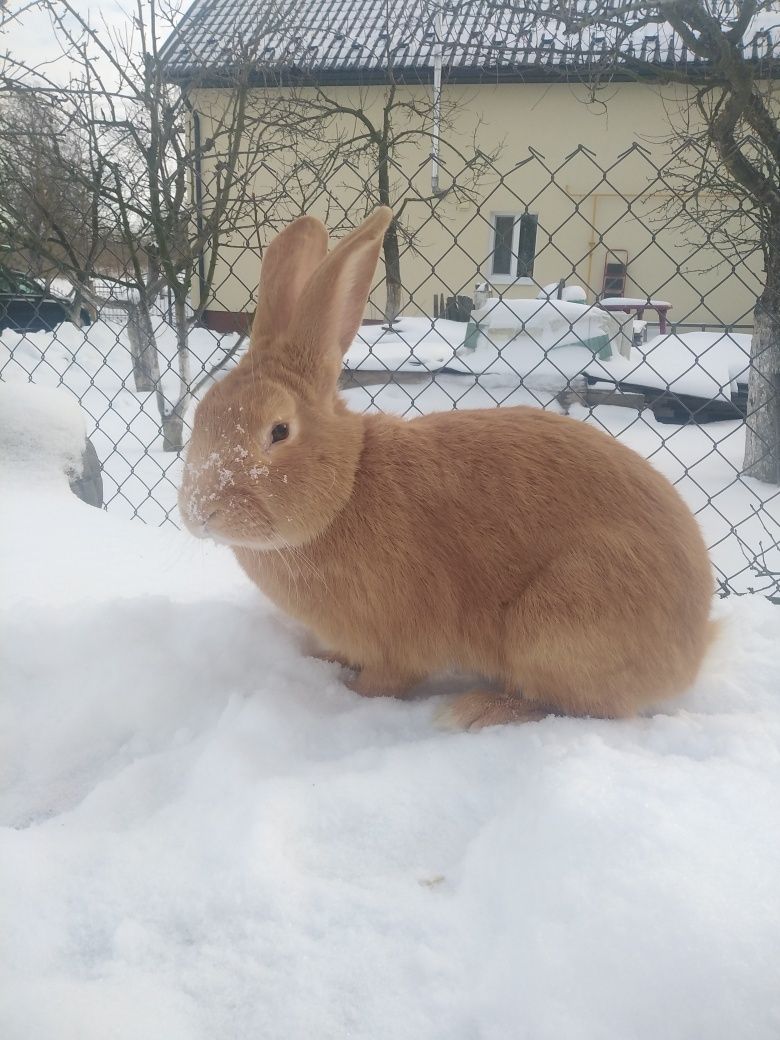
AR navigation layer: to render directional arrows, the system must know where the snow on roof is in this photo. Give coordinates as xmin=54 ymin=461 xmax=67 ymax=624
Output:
xmin=161 ymin=0 xmax=780 ymax=83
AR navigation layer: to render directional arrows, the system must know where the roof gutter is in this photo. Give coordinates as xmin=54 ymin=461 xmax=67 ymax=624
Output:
xmin=164 ymin=60 xmax=755 ymax=89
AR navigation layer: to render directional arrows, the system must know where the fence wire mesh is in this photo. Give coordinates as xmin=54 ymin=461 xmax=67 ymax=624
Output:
xmin=1 ymin=141 xmax=779 ymax=601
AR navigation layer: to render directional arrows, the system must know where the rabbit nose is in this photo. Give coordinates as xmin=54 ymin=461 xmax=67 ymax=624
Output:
xmin=180 ymin=496 xmax=218 ymax=538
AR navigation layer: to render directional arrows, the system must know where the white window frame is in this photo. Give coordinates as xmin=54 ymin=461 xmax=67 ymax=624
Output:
xmin=487 ymin=212 xmax=537 ymax=285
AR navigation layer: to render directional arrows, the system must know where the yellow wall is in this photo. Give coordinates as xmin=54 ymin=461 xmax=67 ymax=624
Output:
xmin=191 ymin=80 xmax=762 ymax=329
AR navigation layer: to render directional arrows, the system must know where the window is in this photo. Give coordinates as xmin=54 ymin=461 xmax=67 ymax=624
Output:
xmin=517 ymin=214 xmax=538 ymax=278
xmin=490 ymin=213 xmax=539 ymax=280
xmin=602 ymin=250 xmax=628 ymax=296
xmin=492 ymin=216 xmax=515 ymax=276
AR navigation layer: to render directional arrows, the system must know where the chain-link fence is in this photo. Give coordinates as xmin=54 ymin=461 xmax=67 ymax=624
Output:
xmin=1 ymin=141 xmax=779 ymax=601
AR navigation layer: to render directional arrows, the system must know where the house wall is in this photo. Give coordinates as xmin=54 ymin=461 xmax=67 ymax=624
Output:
xmin=191 ymin=79 xmax=763 ymax=329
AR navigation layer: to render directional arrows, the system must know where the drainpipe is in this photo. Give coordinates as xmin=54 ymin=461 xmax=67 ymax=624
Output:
xmin=431 ymin=11 xmax=444 ymax=196
xmin=192 ymin=110 xmax=208 ymax=311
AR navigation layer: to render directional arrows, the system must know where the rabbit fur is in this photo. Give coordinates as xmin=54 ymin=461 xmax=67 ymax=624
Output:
xmin=179 ymin=207 xmax=714 ymax=729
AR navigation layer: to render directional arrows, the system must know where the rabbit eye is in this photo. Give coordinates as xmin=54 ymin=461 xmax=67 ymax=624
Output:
xmin=271 ymin=422 xmax=289 ymax=444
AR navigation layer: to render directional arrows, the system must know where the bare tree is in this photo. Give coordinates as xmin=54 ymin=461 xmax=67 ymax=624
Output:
xmin=0 ymin=93 xmax=101 ymax=281
xmin=0 ymin=0 xmax=290 ymax=450
xmin=279 ymin=85 xmax=500 ymax=322
xmin=212 ymin=5 xmax=502 ymax=323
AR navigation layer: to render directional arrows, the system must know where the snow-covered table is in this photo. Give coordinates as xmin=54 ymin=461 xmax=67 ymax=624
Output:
xmin=600 ymin=297 xmax=672 ymax=334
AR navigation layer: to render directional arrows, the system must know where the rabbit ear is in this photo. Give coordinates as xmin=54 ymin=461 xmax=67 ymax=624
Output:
xmin=251 ymin=215 xmax=329 ymax=343
xmin=286 ymin=207 xmax=393 ymax=391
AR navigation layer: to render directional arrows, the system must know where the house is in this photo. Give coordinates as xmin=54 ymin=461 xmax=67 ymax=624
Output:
xmin=161 ymin=1 xmax=777 ymax=333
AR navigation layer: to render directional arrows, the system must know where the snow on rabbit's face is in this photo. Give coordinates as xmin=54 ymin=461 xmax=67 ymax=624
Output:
xmin=178 ymin=366 xmax=307 ymax=550
xmin=179 ymin=352 xmax=362 ymax=551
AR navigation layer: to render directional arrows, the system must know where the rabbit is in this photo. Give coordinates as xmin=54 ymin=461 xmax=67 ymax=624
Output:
xmin=178 ymin=207 xmax=715 ymax=730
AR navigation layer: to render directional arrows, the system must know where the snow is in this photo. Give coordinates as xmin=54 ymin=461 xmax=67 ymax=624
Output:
xmin=470 ymin=296 xmax=627 ymax=352
xmin=3 ymin=378 xmax=780 ymax=1040
xmin=601 ymin=296 xmax=672 ymax=309
xmin=449 ymin=340 xmax=602 ymax=384
xmin=0 ymin=382 xmax=86 ymax=485
xmin=345 ymin=316 xmax=468 ymax=372
xmin=44 ymin=277 xmax=77 ymax=301
xmin=347 ymin=322 xmax=753 ymax=407
xmin=586 ymin=332 xmax=752 ymax=401
xmin=344 ymin=301 xmax=630 ymax=384
xmin=537 ymin=282 xmax=588 ymax=303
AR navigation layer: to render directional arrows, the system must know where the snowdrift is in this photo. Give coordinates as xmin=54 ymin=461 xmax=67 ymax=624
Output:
xmin=1 ymin=383 xmax=779 ymax=1039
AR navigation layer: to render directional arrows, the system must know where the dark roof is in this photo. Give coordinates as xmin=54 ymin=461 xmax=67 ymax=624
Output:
xmin=160 ymin=0 xmax=780 ymax=85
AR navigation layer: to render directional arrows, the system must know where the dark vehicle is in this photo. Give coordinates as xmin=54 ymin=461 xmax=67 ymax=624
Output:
xmin=0 ymin=270 xmax=92 ymax=334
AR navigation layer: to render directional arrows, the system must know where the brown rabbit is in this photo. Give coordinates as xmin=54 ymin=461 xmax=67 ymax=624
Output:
xmin=179 ymin=208 xmax=714 ymax=729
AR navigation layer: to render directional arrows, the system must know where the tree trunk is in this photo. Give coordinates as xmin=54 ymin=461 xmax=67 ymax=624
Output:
xmin=162 ymin=410 xmax=185 ymax=453
xmin=382 ymin=220 xmax=403 ymax=324
xmin=743 ymin=249 xmax=780 ymax=484
xmin=161 ymin=295 xmax=192 ymax=454
xmin=127 ymin=298 xmax=161 ymax=393
xmin=128 ymin=292 xmax=184 ymax=453
xmin=376 ymin=134 xmax=402 ymax=323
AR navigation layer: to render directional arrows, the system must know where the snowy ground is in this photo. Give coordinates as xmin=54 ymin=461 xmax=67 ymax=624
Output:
xmin=2 ymin=383 xmax=780 ymax=1040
